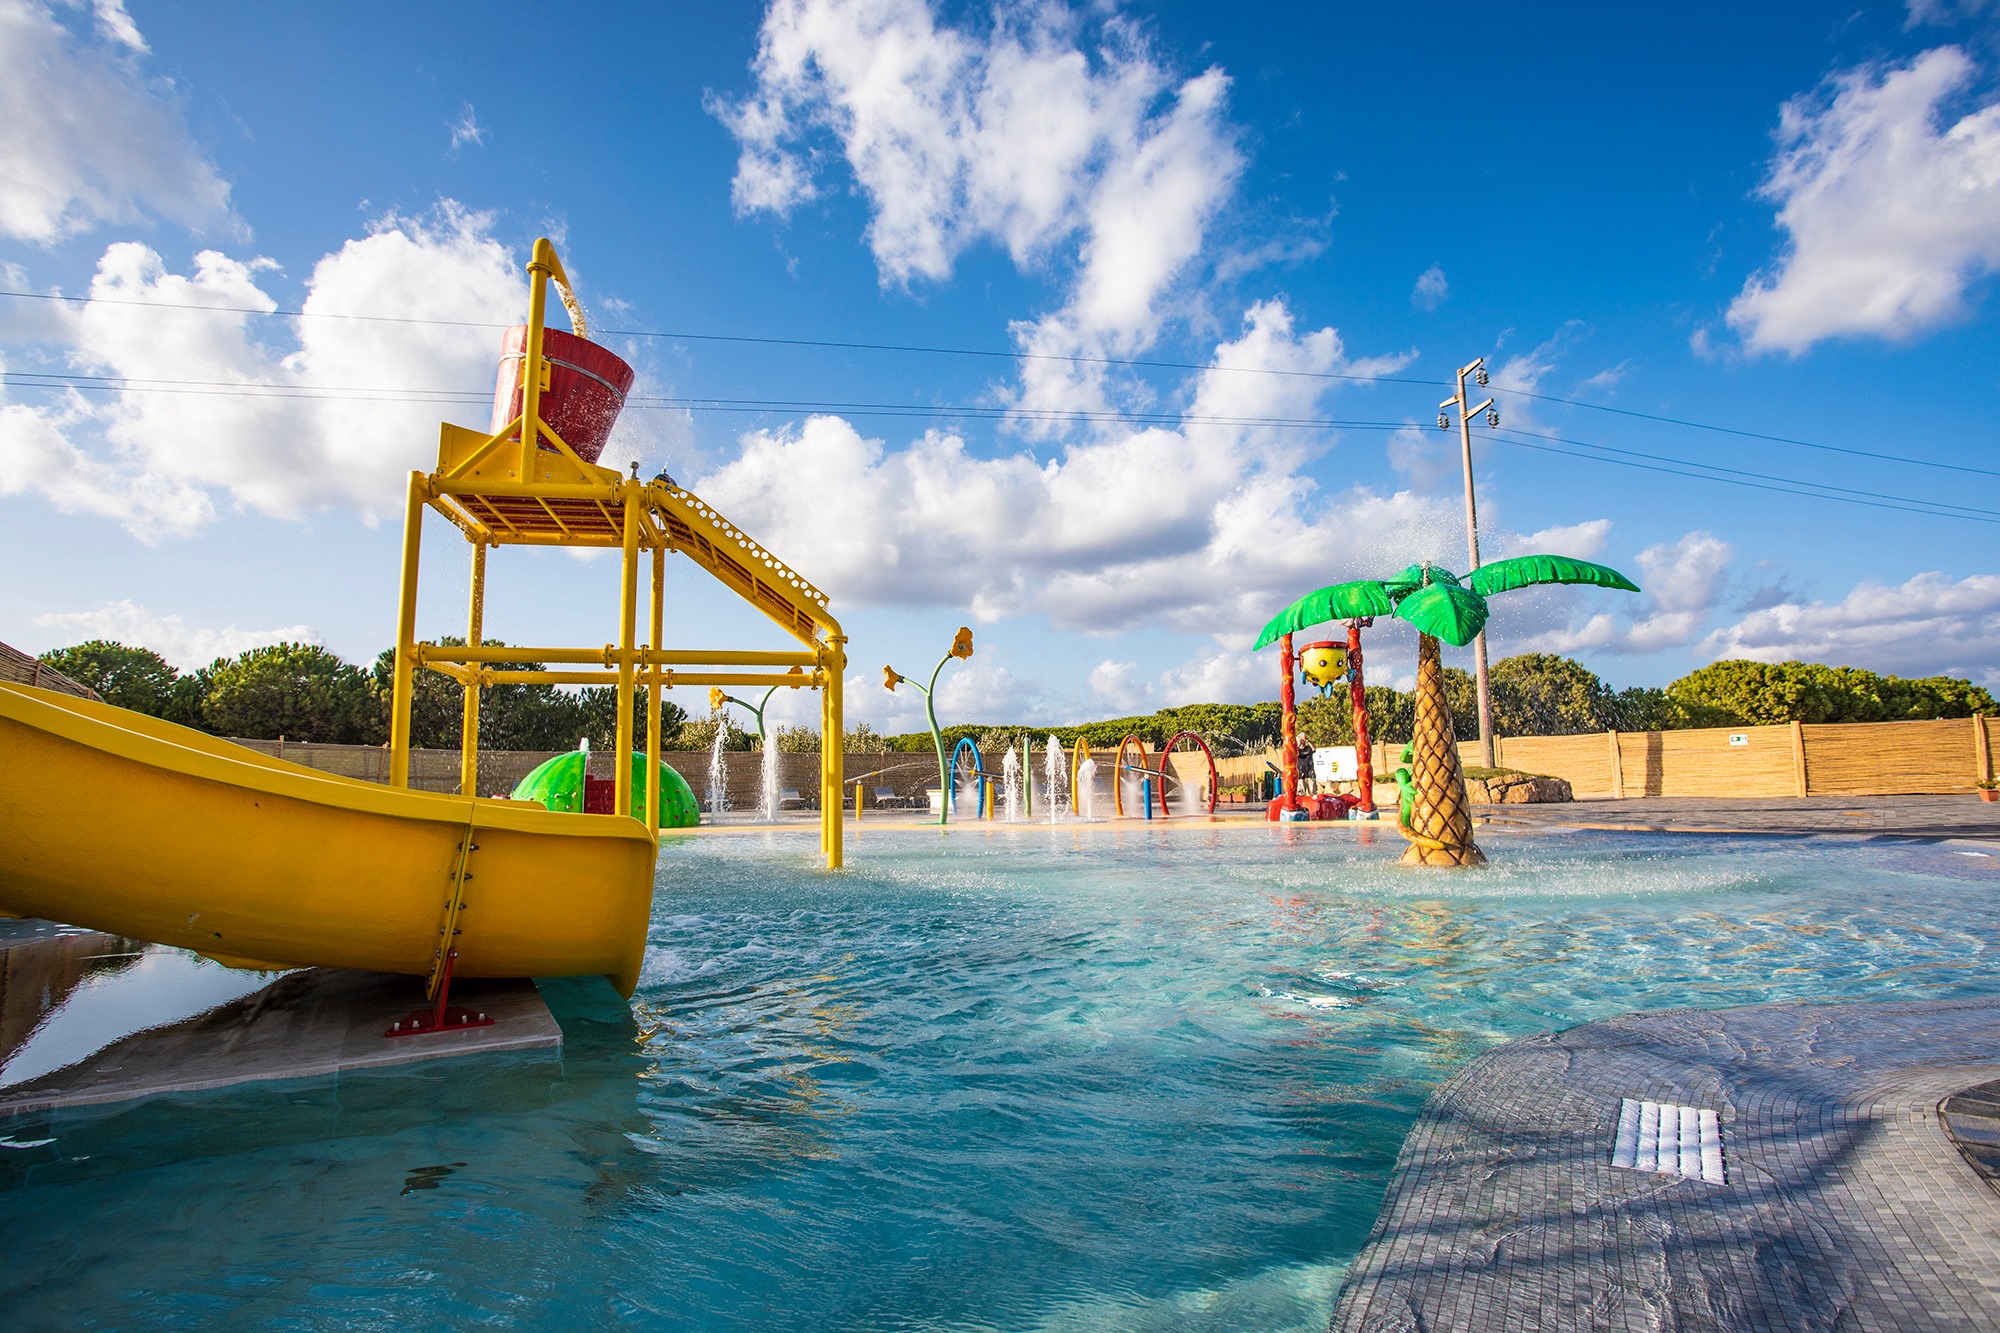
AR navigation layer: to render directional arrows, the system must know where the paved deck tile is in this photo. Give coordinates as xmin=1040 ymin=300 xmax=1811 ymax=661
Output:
xmin=1331 ymin=997 xmax=2000 ymax=1332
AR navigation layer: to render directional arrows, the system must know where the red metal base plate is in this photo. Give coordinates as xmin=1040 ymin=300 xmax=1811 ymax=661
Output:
xmin=384 ymin=1006 xmax=496 ymax=1038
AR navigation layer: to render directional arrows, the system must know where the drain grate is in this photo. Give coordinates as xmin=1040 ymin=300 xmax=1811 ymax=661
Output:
xmin=1612 ymin=1098 xmax=1725 ymax=1184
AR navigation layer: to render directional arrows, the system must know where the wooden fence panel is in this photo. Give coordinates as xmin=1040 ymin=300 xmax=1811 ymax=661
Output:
xmin=1616 ymin=725 xmax=1796 ymax=797
xmin=1802 ymin=718 xmax=1979 ymax=795
xmin=1492 ymin=734 xmax=1615 ymax=795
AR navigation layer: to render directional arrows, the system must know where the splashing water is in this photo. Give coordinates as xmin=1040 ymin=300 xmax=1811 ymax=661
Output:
xmin=1077 ymin=756 xmax=1098 ymax=819
xmin=706 ymin=727 xmax=728 ymax=817
xmin=759 ymin=739 xmax=779 ymax=823
xmin=1044 ymin=737 xmax=1068 ymax=824
xmin=1001 ymin=746 xmax=1023 ymax=823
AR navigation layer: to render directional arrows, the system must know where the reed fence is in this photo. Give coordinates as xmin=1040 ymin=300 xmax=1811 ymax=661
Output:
xmin=0 ymin=642 xmax=101 ymax=702
xmin=1200 ymin=715 xmax=1995 ymax=800
xmin=222 ymin=714 xmax=1997 ymax=805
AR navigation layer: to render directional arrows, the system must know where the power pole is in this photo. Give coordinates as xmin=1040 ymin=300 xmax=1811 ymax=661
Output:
xmin=1438 ymin=358 xmax=1500 ymax=769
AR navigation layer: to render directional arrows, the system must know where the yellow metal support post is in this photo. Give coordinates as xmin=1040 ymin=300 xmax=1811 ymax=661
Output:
xmin=460 ymin=541 xmax=486 ymax=798
xmin=646 ymin=544 xmax=664 ymax=838
xmin=390 ymin=472 xmax=426 ymax=789
xmin=821 ymin=635 xmax=845 ymax=868
xmin=615 ymin=480 xmax=640 ymax=818
xmin=519 ymin=242 xmax=553 ymax=480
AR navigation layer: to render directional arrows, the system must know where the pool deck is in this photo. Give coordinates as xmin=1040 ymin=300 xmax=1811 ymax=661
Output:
xmin=1479 ymin=794 xmax=2000 ymax=841
xmin=695 ymin=794 xmax=2000 ymax=842
xmin=1330 ymin=996 xmax=2000 ymax=1332
xmin=0 ymin=925 xmax=561 ymax=1116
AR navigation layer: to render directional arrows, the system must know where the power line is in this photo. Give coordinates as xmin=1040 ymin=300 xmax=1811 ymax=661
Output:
xmin=1499 ymin=385 xmax=1999 ymax=478
xmin=6 ymin=286 xmax=1988 ymax=477
xmin=1492 ymin=435 xmax=2000 ymax=525
xmin=8 ymin=367 xmax=1990 ymax=524
xmin=1489 ymin=425 xmax=2000 ymax=519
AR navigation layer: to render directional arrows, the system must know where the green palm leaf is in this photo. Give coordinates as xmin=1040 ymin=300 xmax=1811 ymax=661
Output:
xmin=1467 ymin=555 xmax=1639 ymax=597
xmin=1392 ymin=581 xmax=1489 ymax=646
xmin=1253 ymin=580 xmax=1395 ymax=650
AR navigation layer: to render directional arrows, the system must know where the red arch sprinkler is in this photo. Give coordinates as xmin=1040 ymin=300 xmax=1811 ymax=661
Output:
xmin=1155 ymin=731 xmax=1219 ymax=817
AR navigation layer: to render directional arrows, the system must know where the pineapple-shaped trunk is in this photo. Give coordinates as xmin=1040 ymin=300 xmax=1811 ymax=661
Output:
xmin=1398 ymin=633 xmax=1484 ymax=867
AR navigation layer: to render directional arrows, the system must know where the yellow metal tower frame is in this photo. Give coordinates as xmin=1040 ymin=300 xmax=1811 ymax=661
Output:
xmin=386 ymin=238 xmax=847 ymax=868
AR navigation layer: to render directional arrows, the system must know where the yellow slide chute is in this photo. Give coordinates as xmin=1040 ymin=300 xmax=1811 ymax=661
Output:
xmin=0 ymin=683 xmax=657 ymax=996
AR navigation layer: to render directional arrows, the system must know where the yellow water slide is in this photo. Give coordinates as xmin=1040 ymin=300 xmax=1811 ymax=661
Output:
xmin=0 ymin=683 xmax=658 ymax=995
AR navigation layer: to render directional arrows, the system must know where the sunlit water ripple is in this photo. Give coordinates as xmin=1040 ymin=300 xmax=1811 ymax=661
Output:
xmin=2 ymin=828 xmax=1997 ymax=1331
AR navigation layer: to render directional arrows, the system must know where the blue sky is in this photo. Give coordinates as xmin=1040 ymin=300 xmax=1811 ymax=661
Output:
xmin=2 ymin=0 xmax=1997 ymax=730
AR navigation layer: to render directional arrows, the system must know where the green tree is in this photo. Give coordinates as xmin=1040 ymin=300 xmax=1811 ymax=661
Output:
xmin=164 ymin=668 xmax=214 ymax=731
xmin=205 ymin=643 xmax=382 ymax=743
xmin=1606 ymin=685 xmax=1676 ymax=731
xmin=1489 ymin=653 xmax=1615 ymax=736
xmin=1298 ymin=684 xmax=1417 ymax=746
xmin=36 ymin=641 xmax=177 ymax=714
xmin=1668 ymin=659 xmax=1996 ymax=726
xmin=673 ymin=714 xmax=753 ymax=752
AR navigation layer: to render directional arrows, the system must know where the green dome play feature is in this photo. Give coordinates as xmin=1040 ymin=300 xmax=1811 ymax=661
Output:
xmin=510 ymin=749 xmax=701 ymax=828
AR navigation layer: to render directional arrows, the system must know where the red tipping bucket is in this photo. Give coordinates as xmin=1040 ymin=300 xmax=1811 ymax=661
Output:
xmin=489 ymin=325 xmax=636 ymax=464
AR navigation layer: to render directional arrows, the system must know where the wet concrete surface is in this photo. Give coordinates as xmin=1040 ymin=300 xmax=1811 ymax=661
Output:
xmin=1331 ymin=997 xmax=2000 ymax=1332
xmin=0 ymin=922 xmax=560 ymax=1116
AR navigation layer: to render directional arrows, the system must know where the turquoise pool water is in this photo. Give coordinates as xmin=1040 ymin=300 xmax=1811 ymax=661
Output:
xmin=3 ymin=827 xmax=1998 ymax=1330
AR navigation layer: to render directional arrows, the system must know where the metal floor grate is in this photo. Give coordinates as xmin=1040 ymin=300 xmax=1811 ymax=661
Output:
xmin=1612 ymin=1098 xmax=1725 ymax=1184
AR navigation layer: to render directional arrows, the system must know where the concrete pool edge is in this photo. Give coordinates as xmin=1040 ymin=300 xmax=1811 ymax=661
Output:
xmin=1328 ymin=995 xmax=2000 ymax=1332
xmin=0 ymin=965 xmax=561 ymax=1117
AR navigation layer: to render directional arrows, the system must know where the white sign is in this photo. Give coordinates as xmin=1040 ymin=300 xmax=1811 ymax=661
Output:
xmin=1313 ymin=746 xmax=1357 ymax=783
xmin=1728 ymin=733 xmax=1749 ymax=748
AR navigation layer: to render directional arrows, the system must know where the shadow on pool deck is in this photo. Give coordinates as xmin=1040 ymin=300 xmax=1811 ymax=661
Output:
xmin=1330 ymin=996 xmax=2000 ymax=1332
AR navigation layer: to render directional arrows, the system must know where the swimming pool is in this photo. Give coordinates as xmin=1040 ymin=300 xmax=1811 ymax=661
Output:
xmin=3 ymin=827 xmax=1997 ymax=1330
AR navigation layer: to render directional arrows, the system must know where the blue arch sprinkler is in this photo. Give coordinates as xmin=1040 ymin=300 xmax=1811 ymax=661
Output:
xmin=884 ymin=627 xmax=974 ymax=826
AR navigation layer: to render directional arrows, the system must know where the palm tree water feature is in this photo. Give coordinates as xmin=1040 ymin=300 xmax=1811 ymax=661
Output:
xmin=1257 ymin=556 xmax=1638 ymax=867
xmin=11 ymin=830 xmax=2000 ymax=1330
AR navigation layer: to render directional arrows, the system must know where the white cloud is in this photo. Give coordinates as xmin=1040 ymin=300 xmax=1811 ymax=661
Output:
xmin=1411 ymin=263 xmax=1448 ymax=311
xmin=1386 ymin=422 xmax=1456 ymax=492
xmin=0 ymin=204 xmax=575 ymax=539
xmin=718 ymin=0 xmax=1243 ymax=428
xmin=1906 ymin=0 xmax=1995 ymax=27
xmin=0 ymin=0 xmax=233 ymax=243
xmin=1521 ymin=530 xmax=1731 ymax=657
xmin=33 ymin=598 xmax=317 ymax=669
xmin=1727 ymin=47 xmax=2000 ymax=354
xmin=693 ymin=298 xmax=1465 ymax=639
xmin=1491 ymin=321 xmax=1585 ymax=399
xmin=1514 ymin=518 xmax=1611 ymax=560
xmin=449 ymin=104 xmax=485 ymax=150
xmin=1157 ymin=644 xmax=1270 ymax=706
xmin=1089 ymin=658 xmax=1147 ymax=710
xmin=1700 ymin=569 xmax=2000 ymax=687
